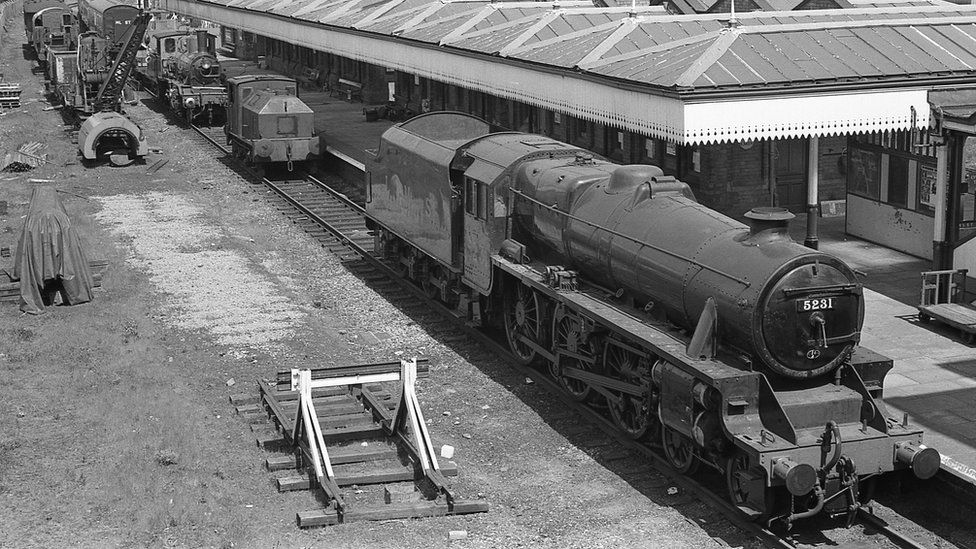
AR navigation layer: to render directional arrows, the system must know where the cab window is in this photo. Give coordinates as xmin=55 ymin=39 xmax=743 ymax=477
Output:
xmin=464 ymin=177 xmax=491 ymax=220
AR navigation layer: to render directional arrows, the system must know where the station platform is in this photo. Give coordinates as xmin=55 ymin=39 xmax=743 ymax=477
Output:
xmin=217 ymin=53 xmax=976 ymax=493
xmin=796 ymin=217 xmax=976 ymax=488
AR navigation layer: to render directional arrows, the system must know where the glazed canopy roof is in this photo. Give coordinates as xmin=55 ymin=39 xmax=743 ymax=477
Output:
xmin=164 ymin=0 xmax=976 ymax=143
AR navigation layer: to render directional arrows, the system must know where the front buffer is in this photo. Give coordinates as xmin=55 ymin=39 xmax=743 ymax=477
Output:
xmin=79 ymin=111 xmax=148 ymax=165
xmin=715 ymin=349 xmax=940 ymax=527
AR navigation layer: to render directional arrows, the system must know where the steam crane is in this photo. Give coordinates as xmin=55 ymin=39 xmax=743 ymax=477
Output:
xmin=78 ymin=11 xmax=151 ymax=165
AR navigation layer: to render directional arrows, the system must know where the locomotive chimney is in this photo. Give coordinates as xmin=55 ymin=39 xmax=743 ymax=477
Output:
xmin=196 ymin=29 xmax=210 ymax=52
xmin=744 ymin=207 xmax=794 ymax=236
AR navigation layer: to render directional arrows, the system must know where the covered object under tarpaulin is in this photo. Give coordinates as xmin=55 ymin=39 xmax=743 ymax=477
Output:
xmin=11 ymin=186 xmax=94 ymax=314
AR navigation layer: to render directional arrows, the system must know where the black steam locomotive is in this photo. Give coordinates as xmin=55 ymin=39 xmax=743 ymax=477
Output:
xmin=365 ymin=112 xmax=939 ymax=526
xmin=138 ymin=28 xmax=227 ymax=124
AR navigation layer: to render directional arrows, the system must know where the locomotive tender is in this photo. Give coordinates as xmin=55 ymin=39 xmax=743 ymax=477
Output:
xmin=365 ymin=112 xmax=939 ymax=525
xmin=224 ymin=75 xmax=321 ymax=169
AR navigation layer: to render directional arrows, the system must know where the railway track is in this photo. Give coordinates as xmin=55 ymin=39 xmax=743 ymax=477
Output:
xmin=186 ymin=122 xmax=940 ymax=548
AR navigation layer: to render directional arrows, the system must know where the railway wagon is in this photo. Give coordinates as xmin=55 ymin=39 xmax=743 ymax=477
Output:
xmin=364 ymin=112 xmax=940 ymax=527
xmin=224 ymin=75 xmax=321 ymax=168
xmin=77 ymin=0 xmax=139 ymax=43
xmin=140 ymin=29 xmax=227 ymax=124
xmin=47 ymin=49 xmax=80 ymax=105
xmin=23 ymin=0 xmax=65 ymax=38
xmin=30 ymin=6 xmax=77 ymax=73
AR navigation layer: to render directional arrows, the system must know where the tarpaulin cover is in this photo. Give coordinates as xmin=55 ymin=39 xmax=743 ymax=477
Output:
xmin=11 ymin=186 xmax=94 ymax=314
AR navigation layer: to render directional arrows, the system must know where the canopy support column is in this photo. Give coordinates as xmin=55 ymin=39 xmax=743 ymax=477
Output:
xmin=933 ymin=139 xmax=951 ymax=269
xmin=804 ymin=136 xmax=819 ymax=250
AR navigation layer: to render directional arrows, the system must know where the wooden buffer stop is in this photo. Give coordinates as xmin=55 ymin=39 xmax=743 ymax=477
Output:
xmin=232 ymin=358 xmax=488 ymax=527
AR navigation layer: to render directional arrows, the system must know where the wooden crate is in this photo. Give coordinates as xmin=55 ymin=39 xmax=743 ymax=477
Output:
xmin=0 ymin=82 xmax=22 ymax=109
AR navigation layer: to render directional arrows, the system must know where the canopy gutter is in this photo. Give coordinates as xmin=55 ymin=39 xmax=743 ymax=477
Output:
xmin=684 ymin=89 xmax=931 ymax=145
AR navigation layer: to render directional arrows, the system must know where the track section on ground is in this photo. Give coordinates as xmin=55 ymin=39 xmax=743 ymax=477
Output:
xmin=185 ymin=121 xmax=941 ymax=549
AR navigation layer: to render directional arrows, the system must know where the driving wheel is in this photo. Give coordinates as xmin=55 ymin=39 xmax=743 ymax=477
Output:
xmin=662 ymin=425 xmax=700 ymax=475
xmin=504 ymin=283 xmax=543 ymax=365
xmin=605 ymin=344 xmax=654 ymax=438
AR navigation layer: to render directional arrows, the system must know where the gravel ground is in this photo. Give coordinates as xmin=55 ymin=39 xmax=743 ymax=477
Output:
xmin=1 ymin=2 xmax=972 ymax=547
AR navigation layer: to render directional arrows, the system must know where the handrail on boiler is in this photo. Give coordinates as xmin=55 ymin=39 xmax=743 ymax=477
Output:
xmin=508 ymin=188 xmax=751 ymax=287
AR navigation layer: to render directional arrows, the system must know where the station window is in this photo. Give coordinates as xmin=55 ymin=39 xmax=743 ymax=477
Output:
xmin=849 ymin=129 xmax=936 ymax=216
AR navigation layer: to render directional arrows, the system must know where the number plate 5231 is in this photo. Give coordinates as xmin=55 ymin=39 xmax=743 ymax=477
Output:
xmin=797 ymin=297 xmax=834 ymax=312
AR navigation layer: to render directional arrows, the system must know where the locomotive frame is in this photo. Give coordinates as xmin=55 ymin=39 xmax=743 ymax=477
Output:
xmin=365 ymin=112 xmax=940 ymax=527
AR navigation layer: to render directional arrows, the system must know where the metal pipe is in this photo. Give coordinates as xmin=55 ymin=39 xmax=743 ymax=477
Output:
xmin=822 ymin=421 xmax=843 ymax=471
xmin=787 ymin=486 xmax=825 ymax=523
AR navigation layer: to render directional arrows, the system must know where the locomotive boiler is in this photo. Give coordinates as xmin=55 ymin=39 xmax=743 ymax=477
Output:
xmin=224 ymin=75 xmax=321 ymax=169
xmin=365 ymin=112 xmax=939 ymax=527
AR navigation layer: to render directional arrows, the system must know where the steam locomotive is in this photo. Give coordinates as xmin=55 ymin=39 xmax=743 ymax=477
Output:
xmin=224 ymin=75 xmax=321 ymax=169
xmin=138 ymin=28 xmax=227 ymax=124
xmin=365 ymin=112 xmax=940 ymax=526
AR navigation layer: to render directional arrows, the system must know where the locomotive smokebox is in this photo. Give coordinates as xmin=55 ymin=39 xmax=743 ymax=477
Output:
xmin=744 ymin=206 xmax=794 ymax=236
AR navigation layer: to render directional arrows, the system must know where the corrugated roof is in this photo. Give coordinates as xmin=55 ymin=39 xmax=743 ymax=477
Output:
xmin=177 ymin=0 xmax=976 ymax=94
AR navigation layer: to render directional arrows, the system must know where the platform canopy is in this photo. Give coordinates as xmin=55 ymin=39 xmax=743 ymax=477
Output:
xmin=164 ymin=0 xmax=976 ymax=144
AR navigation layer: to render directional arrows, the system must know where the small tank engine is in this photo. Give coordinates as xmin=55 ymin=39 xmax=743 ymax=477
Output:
xmin=164 ymin=50 xmax=220 ymax=86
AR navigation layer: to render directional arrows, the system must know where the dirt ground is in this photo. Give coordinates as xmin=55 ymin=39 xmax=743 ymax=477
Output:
xmin=0 ymin=3 xmax=759 ymax=548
